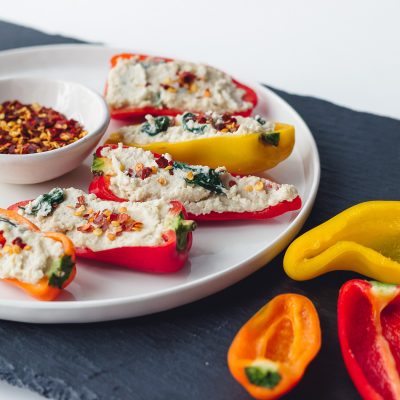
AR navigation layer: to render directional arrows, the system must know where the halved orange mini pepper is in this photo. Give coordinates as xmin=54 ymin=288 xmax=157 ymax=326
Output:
xmin=284 ymin=201 xmax=400 ymax=283
xmin=0 ymin=208 xmax=76 ymax=301
xmin=227 ymin=294 xmax=321 ymax=399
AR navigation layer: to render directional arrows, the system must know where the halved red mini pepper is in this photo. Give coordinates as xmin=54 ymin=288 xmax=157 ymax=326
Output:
xmin=228 ymin=293 xmax=321 ymax=399
xmin=89 ymin=145 xmax=302 ymax=222
xmin=0 ymin=208 xmax=76 ymax=301
xmin=338 ymin=279 xmax=400 ymax=400
xmin=9 ymin=200 xmax=194 ymax=274
xmin=106 ymin=53 xmax=258 ymax=121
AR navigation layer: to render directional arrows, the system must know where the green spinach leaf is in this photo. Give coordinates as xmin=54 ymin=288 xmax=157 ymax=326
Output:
xmin=141 ymin=116 xmax=171 ymax=136
xmin=173 ymin=161 xmax=225 ymax=194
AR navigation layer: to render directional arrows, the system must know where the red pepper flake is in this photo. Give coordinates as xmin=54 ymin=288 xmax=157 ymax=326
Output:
xmin=197 ymin=115 xmax=208 ymax=124
xmin=93 ymin=213 xmax=106 ymax=225
xmin=101 ymin=221 xmax=110 ymax=232
xmin=155 ymin=156 xmax=169 ymax=168
xmin=123 ymin=222 xmax=134 ymax=231
xmin=178 ymin=71 xmax=196 ymax=87
xmin=77 ymin=223 xmax=94 ymax=233
xmin=118 ymin=213 xmax=130 ymax=224
xmin=212 ymin=113 xmax=238 ymax=132
xmin=77 ymin=206 xmax=143 ymax=236
xmin=76 ymin=195 xmax=86 ymax=208
xmin=0 ymin=230 xmax=6 ymax=248
xmin=140 ymin=167 xmax=153 ymax=180
xmin=0 ymin=100 xmax=88 ymax=155
xmin=109 ymin=213 xmax=119 ymax=222
xmin=12 ymin=237 xmax=27 ymax=249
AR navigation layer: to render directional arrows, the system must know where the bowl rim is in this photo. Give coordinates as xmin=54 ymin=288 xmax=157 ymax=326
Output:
xmin=0 ymin=76 xmax=110 ymax=159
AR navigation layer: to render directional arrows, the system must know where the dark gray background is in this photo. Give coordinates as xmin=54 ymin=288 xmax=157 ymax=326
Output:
xmin=0 ymin=19 xmax=399 ymax=400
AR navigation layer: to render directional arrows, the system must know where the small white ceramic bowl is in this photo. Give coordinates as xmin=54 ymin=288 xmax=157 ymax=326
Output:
xmin=0 ymin=77 xmax=110 ymax=184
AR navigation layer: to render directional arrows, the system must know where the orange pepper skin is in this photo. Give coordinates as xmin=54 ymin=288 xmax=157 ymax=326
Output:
xmin=0 ymin=209 xmax=76 ymax=301
xmin=227 ymin=294 xmax=321 ymax=400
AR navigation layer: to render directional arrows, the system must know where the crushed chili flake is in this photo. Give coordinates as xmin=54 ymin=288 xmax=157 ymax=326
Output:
xmin=76 ymin=204 xmax=143 ymax=239
xmin=178 ymin=71 xmax=197 ymax=86
xmin=0 ymin=230 xmax=6 ymax=248
xmin=126 ymin=165 xmax=154 ymax=179
xmin=77 ymin=223 xmax=94 ymax=233
xmin=76 ymin=195 xmax=86 ymax=208
xmin=0 ymin=100 xmax=88 ymax=154
xmin=213 ymin=113 xmax=238 ymax=132
xmin=12 ymin=237 xmax=27 ymax=249
xmin=140 ymin=167 xmax=153 ymax=180
xmin=155 ymin=156 xmax=169 ymax=169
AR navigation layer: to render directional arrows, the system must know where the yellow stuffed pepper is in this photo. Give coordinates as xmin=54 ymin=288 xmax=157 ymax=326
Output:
xmin=107 ymin=112 xmax=294 ymax=175
xmin=284 ymin=201 xmax=400 ymax=283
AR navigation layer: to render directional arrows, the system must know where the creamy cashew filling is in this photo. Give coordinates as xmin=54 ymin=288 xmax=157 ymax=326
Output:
xmin=19 ymin=189 xmax=172 ymax=251
xmin=0 ymin=219 xmax=64 ymax=284
xmin=106 ymin=56 xmax=252 ymax=113
xmin=97 ymin=145 xmax=299 ymax=216
xmin=113 ymin=113 xmax=275 ymax=145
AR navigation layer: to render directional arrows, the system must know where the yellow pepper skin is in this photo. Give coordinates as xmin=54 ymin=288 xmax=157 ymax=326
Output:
xmin=106 ymin=123 xmax=295 ymax=175
xmin=283 ymin=201 xmax=400 ymax=283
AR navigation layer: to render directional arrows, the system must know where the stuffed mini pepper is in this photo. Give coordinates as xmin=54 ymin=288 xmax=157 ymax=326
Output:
xmin=89 ymin=144 xmax=301 ymax=221
xmin=0 ymin=208 xmax=76 ymax=300
xmin=107 ymin=112 xmax=294 ymax=174
xmin=105 ymin=53 xmax=257 ymax=120
xmin=10 ymin=188 xmax=195 ymax=273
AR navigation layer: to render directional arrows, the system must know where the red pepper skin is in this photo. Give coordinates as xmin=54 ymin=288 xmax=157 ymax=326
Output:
xmin=338 ymin=279 xmax=400 ymax=400
xmin=89 ymin=175 xmax=126 ymax=202
xmin=8 ymin=201 xmax=193 ymax=274
xmin=88 ymin=175 xmax=302 ymax=222
xmin=107 ymin=53 xmax=258 ymax=121
xmin=193 ymin=196 xmax=302 ymax=221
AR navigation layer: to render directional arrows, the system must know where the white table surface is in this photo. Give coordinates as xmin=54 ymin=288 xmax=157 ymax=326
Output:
xmin=0 ymin=0 xmax=399 ymax=398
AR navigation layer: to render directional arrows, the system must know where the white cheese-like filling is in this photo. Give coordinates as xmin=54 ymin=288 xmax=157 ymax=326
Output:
xmin=106 ymin=57 xmax=252 ymax=113
xmin=101 ymin=145 xmax=298 ymax=216
xmin=0 ymin=220 xmax=64 ymax=284
xmin=115 ymin=113 xmax=275 ymax=145
xmin=19 ymin=189 xmax=172 ymax=251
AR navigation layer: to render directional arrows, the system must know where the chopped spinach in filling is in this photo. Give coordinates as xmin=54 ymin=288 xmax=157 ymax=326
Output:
xmin=24 ymin=187 xmax=65 ymax=217
xmin=173 ymin=161 xmax=225 ymax=194
xmin=141 ymin=116 xmax=171 ymax=136
xmin=181 ymin=113 xmax=208 ymax=134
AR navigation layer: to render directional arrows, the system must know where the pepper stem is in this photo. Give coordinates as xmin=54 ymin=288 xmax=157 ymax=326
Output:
xmin=46 ymin=255 xmax=74 ymax=289
xmin=167 ymin=212 xmax=196 ymax=252
xmin=180 ymin=220 xmax=197 ymax=233
xmin=260 ymin=132 xmax=280 ymax=147
xmin=245 ymin=360 xmax=281 ymax=389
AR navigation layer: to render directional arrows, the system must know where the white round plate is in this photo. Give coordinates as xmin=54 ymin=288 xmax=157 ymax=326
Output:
xmin=0 ymin=45 xmax=320 ymax=323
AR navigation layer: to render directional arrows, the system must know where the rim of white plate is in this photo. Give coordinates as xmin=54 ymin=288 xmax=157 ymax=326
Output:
xmin=0 ymin=44 xmax=320 ymax=312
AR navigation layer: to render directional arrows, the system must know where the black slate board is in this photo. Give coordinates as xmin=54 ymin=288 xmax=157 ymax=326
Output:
xmin=0 ymin=19 xmax=399 ymax=400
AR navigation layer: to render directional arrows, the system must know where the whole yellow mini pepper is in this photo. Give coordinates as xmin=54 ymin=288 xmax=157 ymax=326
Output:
xmin=107 ymin=122 xmax=295 ymax=175
xmin=283 ymin=201 xmax=400 ymax=283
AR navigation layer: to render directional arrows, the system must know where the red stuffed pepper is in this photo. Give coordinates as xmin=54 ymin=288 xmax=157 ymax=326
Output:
xmin=338 ymin=279 xmax=400 ymax=400
xmin=105 ymin=53 xmax=257 ymax=121
xmin=9 ymin=188 xmax=195 ymax=274
xmin=89 ymin=144 xmax=301 ymax=222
